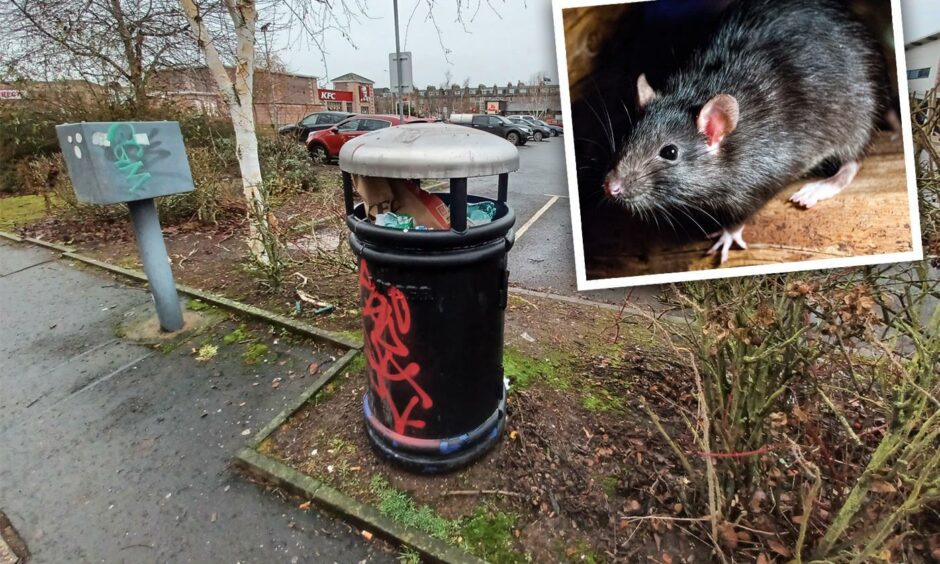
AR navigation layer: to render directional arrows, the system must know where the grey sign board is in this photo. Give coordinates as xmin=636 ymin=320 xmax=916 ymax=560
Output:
xmin=389 ymin=51 xmax=414 ymax=94
xmin=55 ymin=121 xmax=195 ymax=205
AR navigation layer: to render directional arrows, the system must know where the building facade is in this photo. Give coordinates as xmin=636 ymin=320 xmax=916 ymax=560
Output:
xmin=150 ymin=68 xmax=376 ymax=127
xmin=329 ymin=73 xmax=376 ymax=115
xmin=375 ymin=80 xmax=563 ymax=123
xmin=906 ymin=32 xmax=940 ymax=95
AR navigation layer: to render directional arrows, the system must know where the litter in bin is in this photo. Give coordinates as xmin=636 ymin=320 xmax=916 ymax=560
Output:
xmin=354 ymin=175 xmax=450 ymax=229
xmin=375 ymin=212 xmax=415 ymax=230
xmin=467 ymin=201 xmax=497 ymax=226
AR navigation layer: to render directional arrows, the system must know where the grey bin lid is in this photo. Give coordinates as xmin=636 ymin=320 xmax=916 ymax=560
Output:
xmin=338 ymin=122 xmax=519 ymax=179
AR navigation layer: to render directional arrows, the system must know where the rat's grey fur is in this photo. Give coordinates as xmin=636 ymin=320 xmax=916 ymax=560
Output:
xmin=609 ymin=0 xmax=886 ymax=230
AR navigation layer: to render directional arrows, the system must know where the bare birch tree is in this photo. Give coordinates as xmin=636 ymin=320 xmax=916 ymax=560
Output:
xmin=0 ymin=0 xmax=195 ymax=112
xmin=178 ymin=0 xmax=276 ymax=266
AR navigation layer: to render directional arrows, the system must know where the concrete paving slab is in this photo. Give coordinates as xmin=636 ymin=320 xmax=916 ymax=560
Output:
xmin=0 ymin=241 xmax=55 ymax=277
xmin=0 ymin=244 xmax=391 ymax=563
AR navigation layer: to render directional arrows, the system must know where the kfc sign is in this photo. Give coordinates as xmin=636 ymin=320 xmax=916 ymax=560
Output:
xmin=318 ymin=89 xmax=353 ymax=102
xmin=358 ymin=84 xmax=373 ymax=102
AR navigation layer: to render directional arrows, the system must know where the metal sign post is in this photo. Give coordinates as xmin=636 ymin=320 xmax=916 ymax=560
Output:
xmin=55 ymin=121 xmax=195 ymax=332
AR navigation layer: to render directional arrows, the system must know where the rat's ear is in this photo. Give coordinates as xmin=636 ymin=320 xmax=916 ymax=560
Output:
xmin=637 ymin=74 xmax=658 ymax=108
xmin=697 ymin=94 xmax=739 ymax=150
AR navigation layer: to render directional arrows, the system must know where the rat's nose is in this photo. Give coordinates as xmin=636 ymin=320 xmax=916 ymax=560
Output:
xmin=604 ymin=174 xmax=624 ymax=198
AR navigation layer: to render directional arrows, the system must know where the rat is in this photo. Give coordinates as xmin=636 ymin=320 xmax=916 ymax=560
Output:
xmin=602 ymin=0 xmax=886 ymax=263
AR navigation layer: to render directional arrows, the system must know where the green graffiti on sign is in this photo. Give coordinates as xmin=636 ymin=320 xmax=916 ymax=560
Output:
xmin=107 ymin=122 xmax=151 ymax=193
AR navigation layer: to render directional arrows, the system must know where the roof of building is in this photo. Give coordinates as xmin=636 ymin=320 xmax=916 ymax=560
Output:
xmin=154 ymin=65 xmax=318 ymax=81
xmin=332 ymin=73 xmax=374 ymax=84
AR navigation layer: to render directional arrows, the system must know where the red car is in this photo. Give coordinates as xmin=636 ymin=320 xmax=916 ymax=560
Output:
xmin=305 ymin=114 xmax=431 ymax=163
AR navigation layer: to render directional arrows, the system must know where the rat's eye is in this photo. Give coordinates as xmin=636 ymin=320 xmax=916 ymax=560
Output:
xmin=659 ymin=144 xmax=679 ymax=160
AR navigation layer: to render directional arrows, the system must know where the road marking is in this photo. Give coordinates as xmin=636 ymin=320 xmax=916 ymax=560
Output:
xmin=515 ymin=195 xmax=560 ymax=242
xmin=545 ymin=193 xmax=569 ymax=198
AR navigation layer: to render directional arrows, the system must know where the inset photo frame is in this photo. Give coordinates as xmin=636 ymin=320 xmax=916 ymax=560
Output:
xmin=552 ymin=0 xmax=923 ymax=290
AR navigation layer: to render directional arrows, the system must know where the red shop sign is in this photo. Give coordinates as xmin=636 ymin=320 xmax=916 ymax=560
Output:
xmin=318 ymin=89 xmax=353 ymax=102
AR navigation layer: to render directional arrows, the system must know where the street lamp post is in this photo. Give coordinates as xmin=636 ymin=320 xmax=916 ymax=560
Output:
xmin=393 ymin=0 xmax=404 ymax=122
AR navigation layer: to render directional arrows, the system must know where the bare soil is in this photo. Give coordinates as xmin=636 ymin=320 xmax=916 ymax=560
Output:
xmin=262 ymin=295 xmax=718 ymax=563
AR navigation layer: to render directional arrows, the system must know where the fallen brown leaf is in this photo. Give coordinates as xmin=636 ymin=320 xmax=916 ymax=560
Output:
xmin=719 ymin=523 xmax=739 ymax=549
xmin=870 ymin=480 xmax=896 ymax=493
xmin=768 ymin=539 xmax=792 ymax=557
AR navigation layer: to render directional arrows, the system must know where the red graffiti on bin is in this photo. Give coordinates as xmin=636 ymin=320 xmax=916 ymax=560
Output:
xmin=359 ymin=260 xmax=432 ymax=435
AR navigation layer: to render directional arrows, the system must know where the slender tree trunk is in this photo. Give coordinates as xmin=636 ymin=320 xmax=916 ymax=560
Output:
xmin=179 ymin=0 xmax=269 ymax=262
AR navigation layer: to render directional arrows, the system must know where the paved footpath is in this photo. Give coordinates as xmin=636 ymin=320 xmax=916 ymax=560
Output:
xmin=0 ymin=240 xmax=390 ymax=563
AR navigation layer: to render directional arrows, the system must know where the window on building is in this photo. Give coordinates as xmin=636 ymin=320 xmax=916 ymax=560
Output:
xmin=908 ymin=67 xmax=932 ymax=79
xmin=345 ymin=102 xmax=353 ymax=112
xmin=361 ymin=105 xmax=370 ymax=113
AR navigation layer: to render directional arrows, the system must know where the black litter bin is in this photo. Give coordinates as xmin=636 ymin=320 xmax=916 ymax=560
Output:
xmin=339 ymin=123 xmax=519 ymax=473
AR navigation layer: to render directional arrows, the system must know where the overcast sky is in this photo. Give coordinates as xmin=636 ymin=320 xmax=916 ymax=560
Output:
xmin=274 ymin=0 xmax=940 ymax=87
xmin=901 ymin=0 xmax=940 ymax=43
xmin=275 ymin=1 xmax=557 ymax=88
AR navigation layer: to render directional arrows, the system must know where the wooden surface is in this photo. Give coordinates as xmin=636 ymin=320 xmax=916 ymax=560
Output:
xmin=586 ymin=133 xmax=915 ymax=279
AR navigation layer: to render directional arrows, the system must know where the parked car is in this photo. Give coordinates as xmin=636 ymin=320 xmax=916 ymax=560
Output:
xmin=279 ymin=111 xmax=353 ymax=142
xmin=305 ymin=114 xmax=430 ymax=163
xmin=538 ymin=119 xmax=563 ymax=137
xmin=507 ymin=115 xmax=551 ymax=142
xmin=449 ymin=113 xmax=531 ymax=146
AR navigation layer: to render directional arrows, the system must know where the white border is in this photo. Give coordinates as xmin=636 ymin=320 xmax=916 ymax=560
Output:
xmin=552 ymin=0 xmax=924 ymax=291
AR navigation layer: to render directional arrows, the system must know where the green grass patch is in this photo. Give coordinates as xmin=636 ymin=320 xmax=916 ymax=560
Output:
xmin=370 ymin=475 xmax=454 ymax=541
xmin=503 ymin=347 xmax=568 ymax=390
xmin=601 ymin=475 xmax=619 ymax=497
xmin=457 ymin=506 xmax=525 ymax=564
xmin=370 ymin=476 xmax=527 ymax=562
xmin=581 ymin=388 xmax=624 ymax=412
xmin=396 ymin=547 xmax=421 ymax=564
xmin=0 ymin=194 xmax=51 ymax=229
xmin=346 ymin=352 xmax=366 ymax=374
xmin=187 ymin=299 xmax=212 ymax=312
xmin=223 ymin=324 xmax=250 ymax=344
xmin=242 ymin=342 xmax=269 ymax=364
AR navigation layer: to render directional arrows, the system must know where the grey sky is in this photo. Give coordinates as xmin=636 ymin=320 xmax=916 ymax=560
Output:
xmin=274 ymin=0 xmax=940 ymax=87
xmin=901 ymin=0 xmax=940 ymax=43
xmin=275 ymin=0 xmax=558 ymax=88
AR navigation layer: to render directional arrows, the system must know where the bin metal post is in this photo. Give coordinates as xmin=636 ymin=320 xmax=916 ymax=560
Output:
xmin=342 ymin=172 xmax=354 ymax=215
xmin=127 ymin=198 xmax=184 ymax=332
xmin=450 ymin=178 xmax=467 ymax=233
xmin=497 ymin=173 xmax=508 ymax=203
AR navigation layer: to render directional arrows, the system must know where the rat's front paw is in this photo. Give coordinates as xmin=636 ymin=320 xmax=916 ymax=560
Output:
xmin=706 ymin=225 xmax=747 ymax=264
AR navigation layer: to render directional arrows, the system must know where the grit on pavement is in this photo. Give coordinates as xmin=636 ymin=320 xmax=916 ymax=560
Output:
xmin=0 ymin=240 xmax=393 ymax=563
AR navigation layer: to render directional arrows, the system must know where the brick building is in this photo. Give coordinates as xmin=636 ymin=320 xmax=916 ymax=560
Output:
xmin=375 ymin=80 xmax=563 ymax=123
xmin=150 ymin=68 xmax=376 ymax=127
xmin=328 ymin=73 xmax=376 ymax=114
